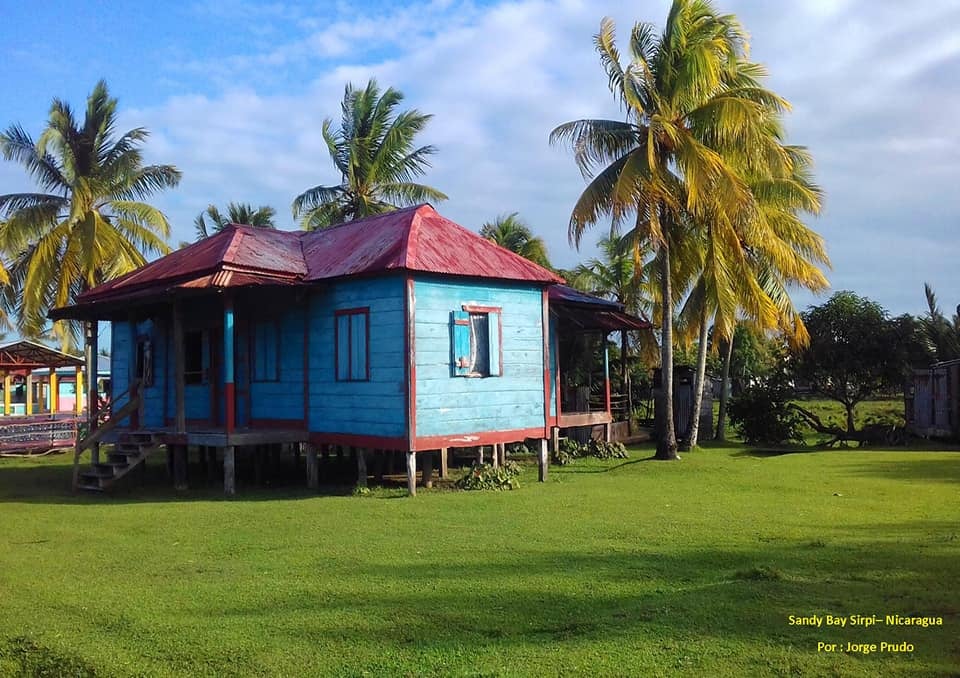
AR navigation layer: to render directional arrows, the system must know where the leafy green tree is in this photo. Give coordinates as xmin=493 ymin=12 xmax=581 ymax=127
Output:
xmin=0 ymin=80 xmax=180 ymax=350
xmin=789 ymin=292 xmax=906 ymax=440
xmin=292 ymin=79 xmax=448 ymax=230
xmin=194 ymin=202 xmax=276 ymax=240
xmin=551 ymin=3 xmax=792 ymax=459
xmin=479 ymin=213 xmax=551 ymax=269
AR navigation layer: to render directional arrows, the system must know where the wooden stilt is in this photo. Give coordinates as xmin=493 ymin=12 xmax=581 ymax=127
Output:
xmin=551 ymin=426 xmax=560 ymax=452
xmin=498 ymin=442 xmax=507 ymax=466
xmin=293 ymin=443 xmax=302 ymax=467
xmin=476 ymin=446 xmax=484 ymax=466
xmin=356 ymin=447 xmax=367 ymax=488
xmin=173 ymin=445 xmax=188 ymax=490
xmin=422 ymin=451 xmax=434 ymax=488
xmin=439 ymin=447 xmax=448 ymax=479
xmin=306 ymin=443 xmax=318 ymax=489
xmin=254 ymin=445 xmax=264 ymax=486
xmin=224 ymin=446 xmax=236 ymax=495
xmin=206 ymin=447 xmax=217 ymax=483
xmin=538 ymin=439 xmax=548 ymax=482
xmin=373 ymin=449 xmax=385 ymax=484
xmin=406 ymin=452 xmax=417 ymax=496
xmin=492 ymin=444 xmax=500 ymax=469
xmin=604 ymin=422 xmax=612 ymax=443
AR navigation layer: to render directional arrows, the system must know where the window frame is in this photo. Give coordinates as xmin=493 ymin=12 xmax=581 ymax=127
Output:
xmin=250 ymin=317 xmax=282 ymax=383
xmin=454 ymin=304 xmax=503 ymax=378
xmin=334 ymin=307 xmax=371 ymax=382
xmin=183 ymin=329 xmax=208 ymax=386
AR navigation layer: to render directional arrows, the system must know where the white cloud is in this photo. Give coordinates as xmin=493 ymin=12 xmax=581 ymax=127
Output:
xmin=5 ymin=0 xmax=959 ymax=315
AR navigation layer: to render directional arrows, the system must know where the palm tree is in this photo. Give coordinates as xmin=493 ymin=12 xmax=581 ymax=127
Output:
xmin=0 ymin=80 xmax=180 ymax=350
xmin=479 ymin=213 xmax=551 ymax=268
xmin=918 ymin=284 xmax=960 ymax=362
xmin=292 ymin=79 xmax=448 ymax=230
xmin=679 ymin=146 xmax=830 ymax=449
xmin=195 ymin=202 xmax=276 ymax=240
xmin=551 ymin=3 xmax=790 ymax=460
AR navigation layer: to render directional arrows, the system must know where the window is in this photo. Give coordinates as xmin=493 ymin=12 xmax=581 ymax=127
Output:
xmin=184 ymin=330 xmax=207 ymax=385
xmin=135 ymin=336 xmax=153 ymax=387
xmin=451 ymin=306 xmax=502 ymax=377
xmin=251 ymin=320 xmax=280 ymax=381
xmin=335 ymin=308 xmax=369 ymax=381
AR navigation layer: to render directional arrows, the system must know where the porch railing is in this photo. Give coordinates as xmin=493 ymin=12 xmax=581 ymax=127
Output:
xmin=72 ymin=380 xmax=141 ymax=489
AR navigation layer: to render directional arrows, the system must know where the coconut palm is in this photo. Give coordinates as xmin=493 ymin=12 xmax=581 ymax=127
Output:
xmin=678 ymin=146 xmax=830 ymax=449
xmin=195 ymin=202 xmax=276 ymax=240
xmin=292 ymin=79 xmax=448 ymax=230
xmin=0 ymin=80 xmax=180 ymax=350
xmin=480 ymin=213 xmax=551 ymax=269
xmin=551 ymin=3 xmax=791 ymax=459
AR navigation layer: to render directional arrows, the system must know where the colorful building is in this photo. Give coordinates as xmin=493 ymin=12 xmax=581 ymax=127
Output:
xmin=52 ymin=205 xmax=647 ymax=494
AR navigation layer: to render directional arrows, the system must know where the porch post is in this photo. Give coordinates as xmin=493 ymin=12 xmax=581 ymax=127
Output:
xmin=604 ymin=342 xmax=612 ymax=416
xmin=49 ymin=370 xmax=59 ymax=414
xmin=74 ymin=368 xmax=83 ymax=415
xmin=406 ymin=451 xmax=416 ymax=496
xmin=172 ymin=302 xmax=186 ymax=434
xmin=3 ymin=375 xmax=10 ymax=415
xmin=224 ymin=295 xmax=236 ymax=434
xmin=25 ymin=372 xmax=33 ymax=415
xmin=85 ymin=319 xmax=100 ymax=460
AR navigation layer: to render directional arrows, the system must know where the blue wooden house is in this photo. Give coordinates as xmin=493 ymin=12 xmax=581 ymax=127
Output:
xmin=52 ymin=205 xmax=647 ymax=494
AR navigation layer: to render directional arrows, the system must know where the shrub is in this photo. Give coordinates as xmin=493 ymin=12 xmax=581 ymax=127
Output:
xmin=552 ymin=438 xmax=587 ymax=465
xmin=728 ymin=380 xmax=804 ymax=445
xmin=590 ymin=439 xmax=629 ymax=459
xmin=455 ymin=461 xmax=522 ymax=491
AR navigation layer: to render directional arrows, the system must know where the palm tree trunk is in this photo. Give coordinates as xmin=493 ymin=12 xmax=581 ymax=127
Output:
xmin=714 ymin=326 xmax=735 ymax=442
xmin=656 ymin=243 xmax=678 ymax=460
xmin=681 ymin=304 xmax=709 ymax=451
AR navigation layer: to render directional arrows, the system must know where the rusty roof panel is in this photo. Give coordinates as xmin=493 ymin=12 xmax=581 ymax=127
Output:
xmin=59 ymin=205 xmax=563 ymax=317
xmin=300 ymin=205 xmax=563 ymax=283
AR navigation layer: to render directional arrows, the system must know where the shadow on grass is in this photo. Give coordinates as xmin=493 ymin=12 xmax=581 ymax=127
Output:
xmin=184 ymin=540 xmax=960 ymax=672
xmin=0 ymin=454 xmax=382 ymax=505
xmin=839 ymin=456 xmax=960 ymax=484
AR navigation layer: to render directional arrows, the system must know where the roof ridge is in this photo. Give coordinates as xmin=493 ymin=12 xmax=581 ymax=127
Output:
xmin=401 ymin=205 xmax=428 ymax=268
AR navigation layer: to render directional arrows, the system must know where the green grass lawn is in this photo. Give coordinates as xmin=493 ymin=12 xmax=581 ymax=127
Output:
xmin=1 ymin=444 xmax=958 ymax=677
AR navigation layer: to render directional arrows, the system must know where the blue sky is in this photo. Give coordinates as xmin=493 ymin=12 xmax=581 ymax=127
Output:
xmin=2 ymin=0 xmax=958 ymax=316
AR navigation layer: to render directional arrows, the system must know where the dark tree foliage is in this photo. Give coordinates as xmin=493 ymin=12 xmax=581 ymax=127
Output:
xmin=789 ymin=291 xmax=907 ymax=440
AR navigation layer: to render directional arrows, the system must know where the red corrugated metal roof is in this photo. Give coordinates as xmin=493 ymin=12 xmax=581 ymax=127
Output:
xmin=300 ymin=205 xmax=563 ymax=283
xmin=76 ymin=225 xmax=305 ymax=304
xmin=61 ymin=205 xmax=561 ymax=315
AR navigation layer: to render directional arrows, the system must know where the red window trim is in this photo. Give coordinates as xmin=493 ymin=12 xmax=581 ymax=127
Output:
xmin=334 ymin=307 xmax=371 ymax=382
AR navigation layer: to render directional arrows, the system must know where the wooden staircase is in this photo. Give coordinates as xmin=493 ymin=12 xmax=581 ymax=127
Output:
xmin=77 ymin=431 xmax=164 ymax=492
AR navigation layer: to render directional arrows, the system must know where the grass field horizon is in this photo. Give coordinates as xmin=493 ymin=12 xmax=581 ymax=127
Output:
xmin=1 ymin=438 xmax=958 ymax=676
